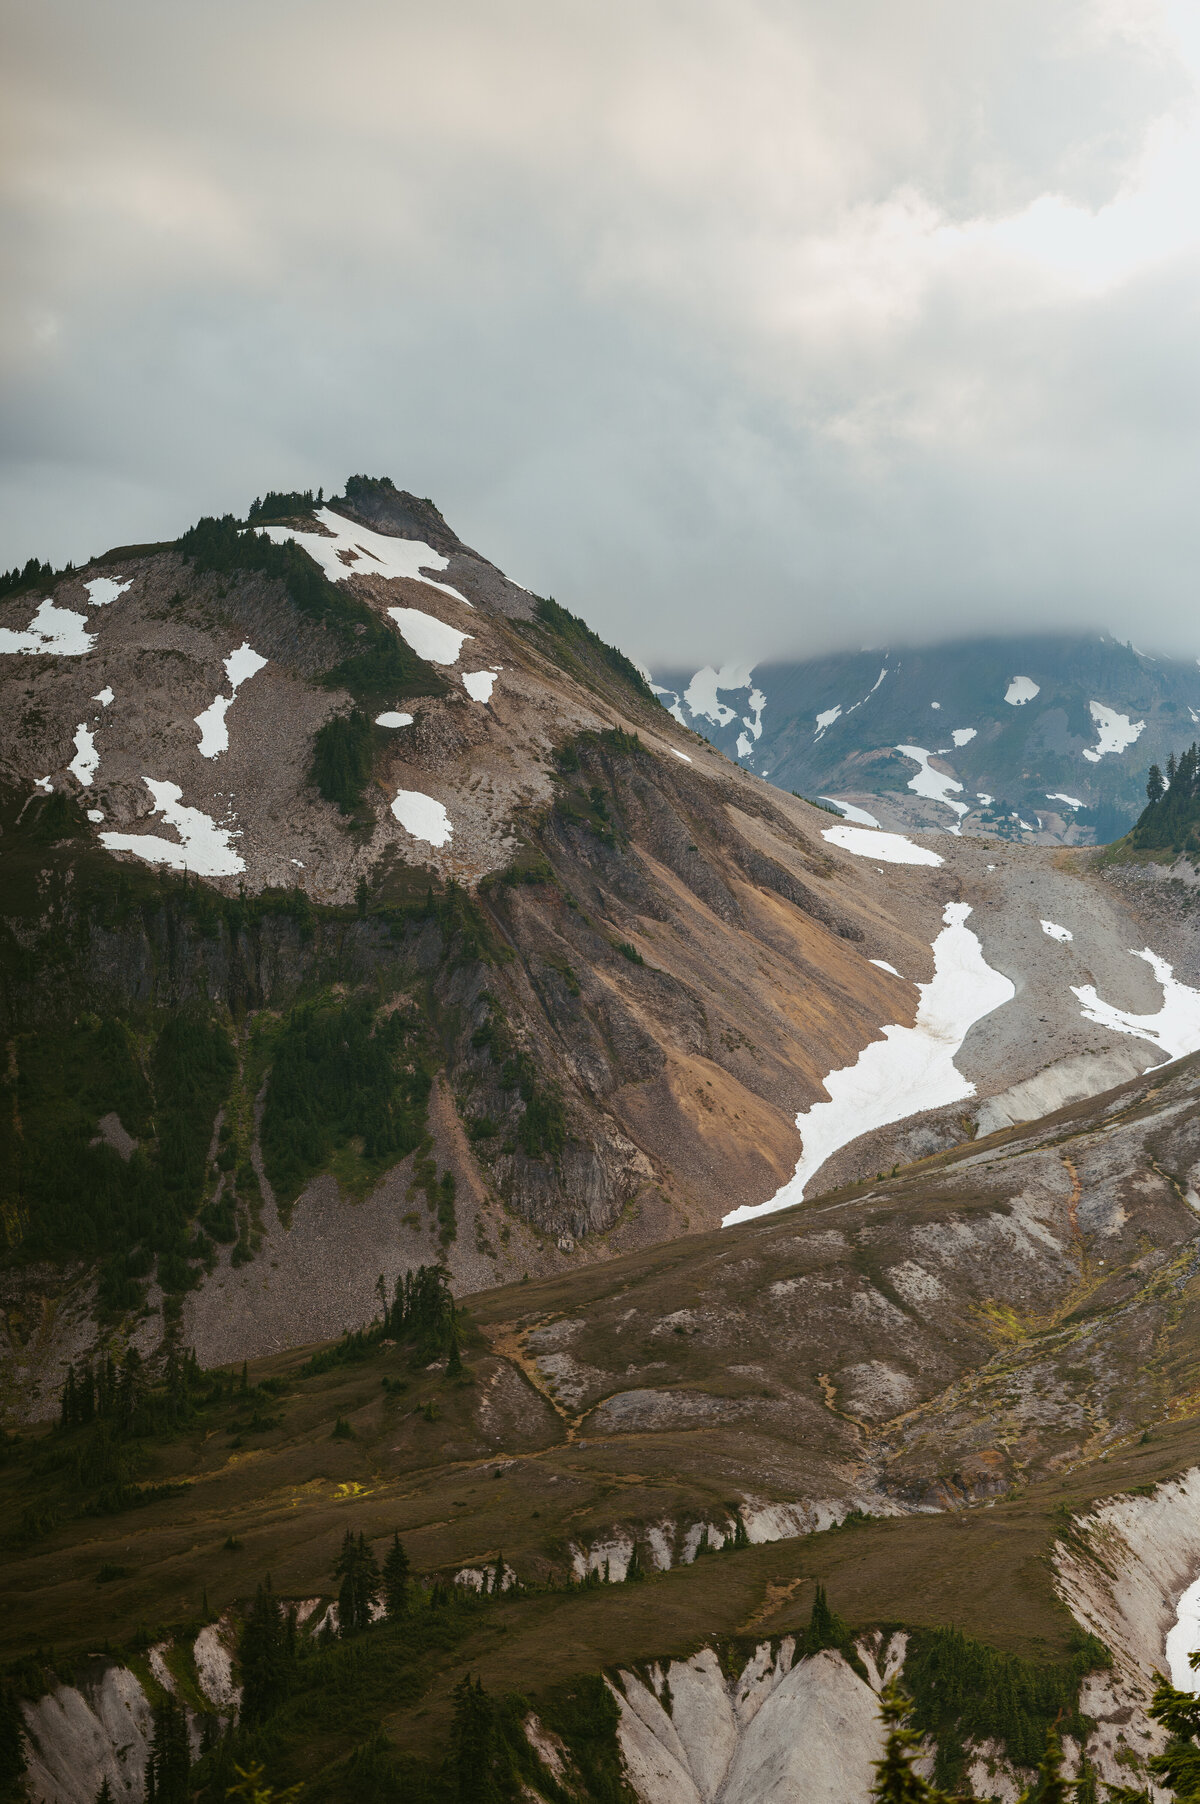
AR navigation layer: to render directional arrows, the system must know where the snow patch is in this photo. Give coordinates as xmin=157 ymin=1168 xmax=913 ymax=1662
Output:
xmin=820 ymin=797 xmax=881 ymax=828
xmin=0 ymin=597 xmax=97 ymax=656
xmin=684 ymin=663 xmax=755 ymax=729
xmin=375 ymin=711 xmax=413 ymax=728
xmin=821 ymin=824 xmax=944 ymax=867
xmin=87 ymin=809 xmax=104 ymax=823
xmin=895 ymin=744 xmax=969 ymax=825
xmin=1041 ymin=920 xmax=1073 ymax=943
xmin=69 ymin=725 xmax=98 ymax=786
xmin=1005 ymin=675 xmax=1040 ymax=705
xmin=1047 ymin=791 xmax=1085 ymax=809
xmin=194 ymin=642 xmax=267 ymax=759
xmin=1082 ymin=701 xmax=1145 ymax=762
xmin=100 ymin=780 xmax=245 ymax=876
xmin=84 ymin=577 xmax=132 ymax=607
xmin=93 ymin=685 xmax=114 ymax=706
xmin=1073 ymin=948 xmax=1200 ymax=1064
xmin=951 ymin=727 xmax=976 ymax=746
xmin=726 ymin=902 xmax=1014 ymax=1220
xmin=462 ymin=668 xmax=498 ymax=702
xmin=813 ymin=705 xmax=842 ymax=740
xmin=260 ymin=506 xmax=471 ymax=604
xmin=869 ymin=960 xmax=904 ymax=978
xmin=391 ymin=789 xmax=452 ymax=847
xmin=670 ymin=748 xmax=692 ymax=762
xmin=387 ymin=606 xmax=472 ymax=666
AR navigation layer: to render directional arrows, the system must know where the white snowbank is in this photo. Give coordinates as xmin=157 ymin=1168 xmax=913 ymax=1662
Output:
xmin=1047 ymin=791 xmax=1085 ymax=808
xmin=1168 ymin=1576 xmax=1200 ymax=1691
xmin=0 ymin=597 xmax=97 ymax=656
xmin=726 ymin=903 xmax=1014 ymax=1220
xmin=260 ymin=507 xmax=471 ymax=604
xmin=1005 ymin=676 xmax=1040 ymax=705
xmin=391 ymin=789 xmax=452 ymax=846
xmin=736 ymin=731 xmax=753 ymax=759
xmin=1041 ymin=920 xmax=1073 ymax=943
xmin=869 ymin=960 xmax=904 ymax=978
xmin=670 ymin=748 xmax=692 ymax=762
xmin=683 ymin=663 xmax=754 ymax=728
xmin=100 ymin=780 xmax=245 ymax=876
xmin=462 ymin=668 xmax=498 ymax=702
xmin=821 ymin=824 xmax=944 ymax=867
xmin=820 ymin=798 xmax=881 ymax=827
xmin=194 ymin=641 xmax=267 ymax=759
xmin=951 ymin=727 xmax=976 ymax=746
xmin=1073 ymin=948 xmax=1200 ymax=1064
xmin=375 ymin=711 xmax=413 ymax=728
xmin=87 ymin=809 xmax=104 ymax=822
xmin=813 ymin=705 xmax=842 ymax=740
xmin=69 ymin=725 xmax=98 ymax=786
xmin=387 ymin=606 xmax=472 ymax=666
xmin=93 ymin=686 xmax=114 ymax=706
xmin=977 ymin=792 xmax=994 ymax=805
xmin=930 ymin=701 xmax=941 ymax=710
xmin=84 ymin=577 xmax=132 ymax=607
xmin=895 ymin=744 xmax=969 ymax=826
xmin=1082 ymin=701 xmax=1145 ymax=762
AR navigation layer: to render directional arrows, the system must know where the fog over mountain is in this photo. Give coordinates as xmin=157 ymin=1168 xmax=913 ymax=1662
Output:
xmin=6 ymin=2 xmax=1200 ymax=664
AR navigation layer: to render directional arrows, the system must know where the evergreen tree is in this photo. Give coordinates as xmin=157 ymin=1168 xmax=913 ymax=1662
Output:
xmin=624 ymin=1542 xmax=646 ymax=1582
xmin=238 ymin=1578 xmax=293 ymax=1723
xmin=870 ymin=1680 xmax=966 ymax=1803
xmin=382 ymin=1532 xmax=411 ymax=1617
xmin=802 ymin=1583 xmax=849 ymax=1655
xmin=1147 ymin=764 xmax=1165 ymax=804
xmin=1020 ymin=1723 xmax=1072 ymax=1803
xmin=450 ymin=1674 xmax=500 ymax=1804
xmin=0 ymin=1684 xmax=26 ymax=1792
xmin=144 ymin=1693 xmax=189 ymax=1804
xmin=1147 ymin=1670 xmax=1200 ymax=1798
xmin=94 ymin=1779 xmax=116 ymax=1804
xmin=334 ymin=1529 xmax=380 ymax=1635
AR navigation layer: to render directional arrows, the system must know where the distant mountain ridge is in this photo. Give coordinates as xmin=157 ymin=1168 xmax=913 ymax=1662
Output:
xmin=652 ymin=633 xmax=1200 ymax=844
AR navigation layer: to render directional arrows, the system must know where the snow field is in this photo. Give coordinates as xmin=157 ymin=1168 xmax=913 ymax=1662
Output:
xmin=1005 ymin=676 xmax=1040 ymax=705
xmin=683 ymin=662 xmax=755 ymax=728
xmin=1041 ymin=920 xmax=1074 ymax=943
xmin=462 ymin=669 xmax=499 ymax=702
xmin=100 ymin=780 xmax=245 ymax=877
xmin=1047 ymin=791 xmax=1085 ymax=808
xmin=1082 ymin=701 xmax=1145 ymax=762
xmin=387 ymin=607 xmax=472 ymax=666
xmin=1073 ymin=949 xmax=1200 ymax=1064
xmin=1168 ymin=1576 xmax=1200 ymax=1690
xmin=821 ymin=823 xmax=944 ymax=866
xmin=83 ymin=578 xmax=132 ymax=607
xmin=895 ymin=744 xmax=969 ymax=827
xmin=725 ymin=903 xmax=1014 ymax=1220
xmin=194 ymin=642 xmax=267 ymax=759
xmin=820 ymin=797 xmax=881 ymax=828
xmin=68 ymin=726 xmax=98 ymax=786
xmin=813 ymin=705 xmax=841 ymax=739
xmin=375 ymin=711 xmax=413 ymax=728
xmin=259 ymin=507 xmax=471 ymax=605
xmin=951 ymin=727 xmax=976 ymax=746
xmin=0 ymin=597 xmax=97 ymax=657
xmin=391 ymin=789 xmax=453 ymax=847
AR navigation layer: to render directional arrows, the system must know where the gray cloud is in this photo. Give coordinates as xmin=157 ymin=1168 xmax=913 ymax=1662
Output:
xmin=2 ymin=0 xmax=1198 ymax=663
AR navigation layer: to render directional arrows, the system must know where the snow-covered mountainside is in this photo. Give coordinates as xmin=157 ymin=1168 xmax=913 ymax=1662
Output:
xmin=652 ymin=635 xmax=1200 ymax=844
xmin=6 ymin=479 xmax=1200 ymax=1411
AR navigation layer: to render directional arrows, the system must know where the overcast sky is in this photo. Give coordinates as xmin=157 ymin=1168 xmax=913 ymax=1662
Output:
xmin=4 ymin=1 xmax=1200 ymax=664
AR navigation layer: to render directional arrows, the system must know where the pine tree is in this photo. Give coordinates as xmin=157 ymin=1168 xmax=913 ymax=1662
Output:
xmin=802 ymin=1583 xmax=849 ymax=1655
xmin=1019 ymin=1723 xmax=1071 ymax=1803
xmin=144 ymin=1693 xmax=189 ymax=1804
xmin=450 ymin=1675 xmax=500 ymax=1804
xmin=624 ymin=1542 xmax=646 ymax=1582
xmin=95 ymin=1779 xmax=116 ymax=1804
xmin=1147 ymin=764 xmax=1165 ymax=804
xmin=870 ymin=1680 xmax=967 ymax=1803
xmin=239 ymin=1578 xmax=292 ymax=1723
xmin=334 ymin=1529 xmax=381 ymax=1635
xmin=382 ymin=1532 xmax=411 ymax=1617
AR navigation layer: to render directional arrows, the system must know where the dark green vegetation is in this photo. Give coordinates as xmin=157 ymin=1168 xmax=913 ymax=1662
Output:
xmin=0 ymin=556 xmax=63 ymax=602
xmin=246 ymin=489 xmax=324 ymax=524
xmin=903 ymin=1624 xmax=1110 ymax=1791
xmin=1123 ymin=743 xmax=1200 ymax=858
xmin=310 ymin=708 xmax=377 ymax=816
xmin=176 ymin=512 xmax=445 ymax=707
xmin=529 ymin=595 xmax=657 ymax=706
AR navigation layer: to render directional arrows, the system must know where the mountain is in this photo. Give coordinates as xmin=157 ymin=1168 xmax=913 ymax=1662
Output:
xmin=651 ymin=634 xmax=1200 ymax=845
xmin=5 ymin=481 xmax=1200 ymax=1423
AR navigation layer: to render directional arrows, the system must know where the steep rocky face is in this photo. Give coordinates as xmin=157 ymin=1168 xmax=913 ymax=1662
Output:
xmin=653 ymin=633 xmax=1200 ymax=845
